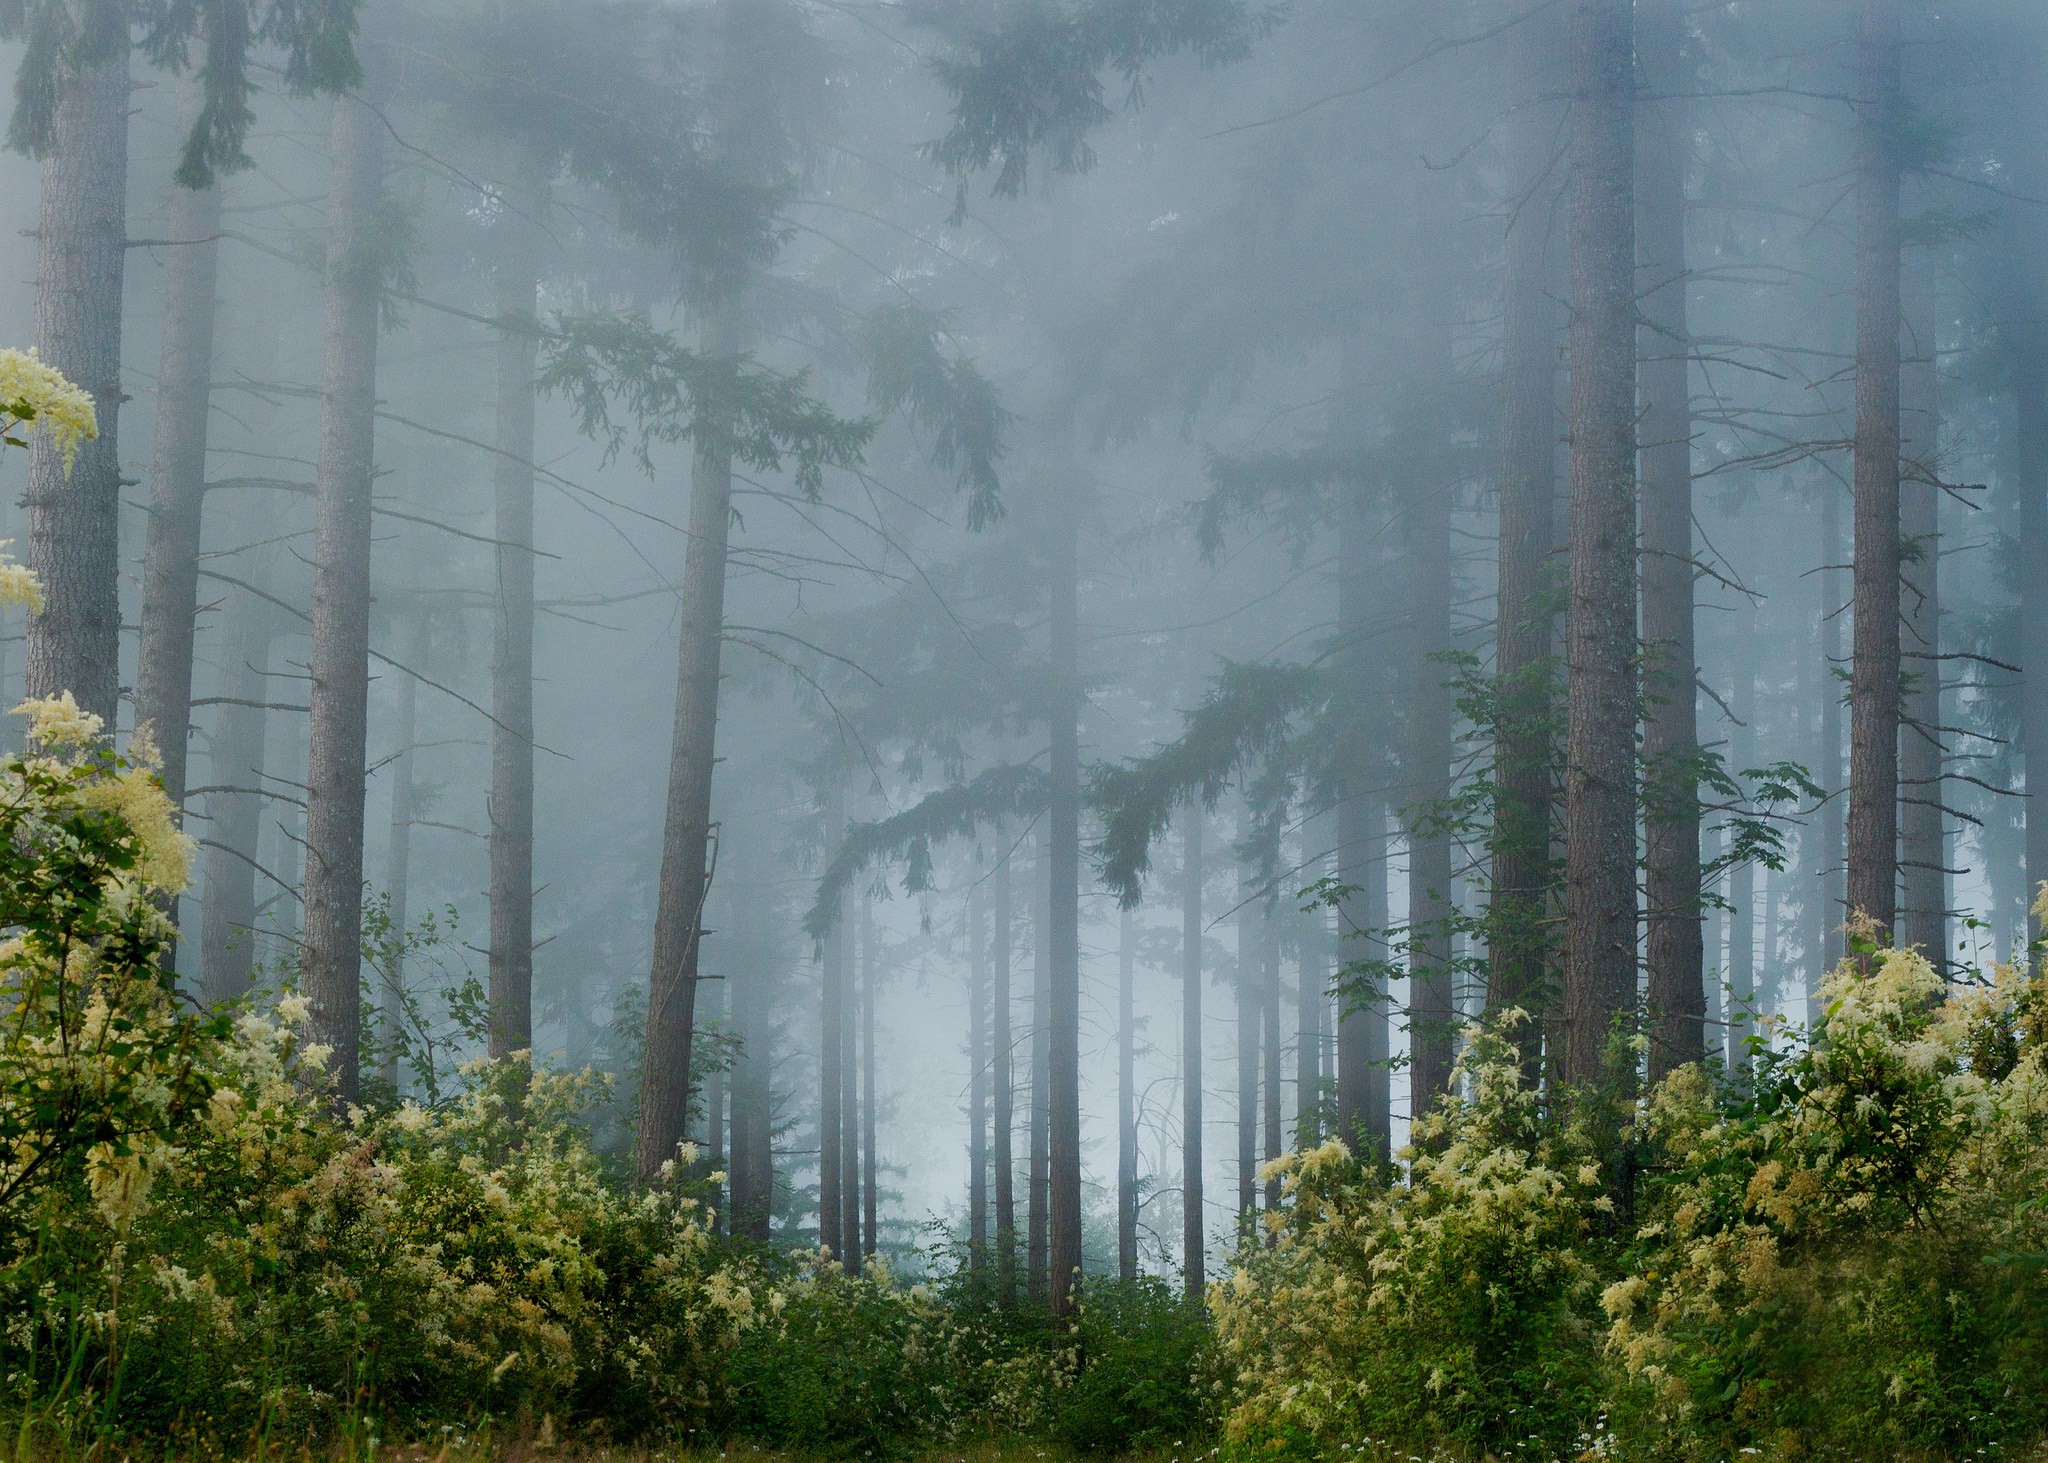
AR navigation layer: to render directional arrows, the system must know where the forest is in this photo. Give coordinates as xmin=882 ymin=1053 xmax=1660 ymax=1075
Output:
xmin=0 ymin=0 xmax=2045 ymax=1459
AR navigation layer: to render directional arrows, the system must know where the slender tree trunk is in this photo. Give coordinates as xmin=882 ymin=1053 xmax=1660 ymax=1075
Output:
xmin=1117 ymin=903 xmax=1138 ymax=1282
xmin=632 ymin=304 xmax=740 ymax=1181
xmin=1819 ymin=485 xmax=1849 ymax=972
xmin=731 ymin=853 xmax=774 ymax=1241
xmin=861 ymin=901 xmax=878 ymax=1260
xmin=969 ymin=880 xmax=990 ymax=1264
xmin=488 ymin=168 xmax=542 ymax=1059
xmin=1180 ymin=810 xmax=1205 ymax=1297
xmin=302 ymin=86 xmax=388 ymax=1103
xmin=993 ymin=828 xmax=1017 ymax=1299
xmin=1846 ymin=0 xmax=1904 ymax=941
xmin=2020 ymin=340 xmax=2048 ymax=943
xmin=200 ymin=604 xmax=276 ymax=1005
xmin=1028 ymin=831 xmax=1051 ymax=1302
xmin=1898 ymin=251 xmax=1944 ymax=965
xmin=841 ymin=899 xmax=862 ymax=1264
xmin=381 ymin=656 xmax=418 ymax=1094
xmin=1405 ymin=463 xmax=1455 ymax=1116
xmin=1236 ymin=864 xmax=1258 ymax=1229
xmin=1562 ymin=0 xmax=1640 ymax=1086
xmin=704 ymin=978 xmax=726 ymax=1235
xmin=25 ymin=27 xmax=128 ymax=728
xmin=1729 ymin=624 xmax=1757 ymax=1077
xmin=1637 ymin=0 xmax=1705 ymax=1080
xmin=1260 ymin=901 xmax=1282 ymax=1218
xmin=1296 ymin=828 xmax=1328 ymax=1145
xmin=1048 ymin=505 xmax=1084 ymax=1313
xmin=1491 ymin=0 xmax=1564 ymax=1053
xmin=1336 ymin=483 xmax=1391 ymax=1159
xmin=135 ymin=167 xmax=221 ymax=812
xmin=819 ymin=793 xmax=845 ymax=1249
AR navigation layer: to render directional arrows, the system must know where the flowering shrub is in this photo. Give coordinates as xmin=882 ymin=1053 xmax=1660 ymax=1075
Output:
xmin=0 ymin=345 xmax=98 ymax=473
xmin=1211 ymin=1016 xmax=1610 ymax=1461
xmin=1606 ymin=929 xmax=2048 ymax=1459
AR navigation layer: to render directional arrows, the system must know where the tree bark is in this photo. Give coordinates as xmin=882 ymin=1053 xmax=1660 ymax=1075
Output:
xmin=841 ymin=896 xmax=861 ymax=1263
xmin=1028 ymin=830 xmax=1051 ymax=1302
xmin=1637 ymin=0 xmax=1705 ymax=1081
xmin=968 ymin=879 xmax=989 ymax=1263
xmin=1236 ymin=863 xmax=1258 ymax=1229
xmin=25 ymin=27 xmax=128 ymax=729
xmin=381 ymin=652 xmax=418 ymax=1094
xmin=1117 ymin=902 xmax=1138 ymax=1282
xmin=1296 ymin=826 xmax=1328 ymax=1146
xmin=135 ymin=166 xmax=222 ymax=814
xmin=1048 ymin=503 xmax=1084 ymax=1314
xmin=1562 ymin=0 xmax=1640 ymax=1087
xmin=1846 ymin=0 xmax=1903 ymax=941
xmin=2020 ymin=342 xmax=2048 ymax=943
xmin=1405 ymin=466 xmax=1455 ymax=1117
xmin=1336 ymin=482 xmax=1391 ymax=1159
xmin=1260 ymin=899 xmax=1282 ymax=1219
xmin=993 ymin=827 xmax=1018 ymax=1299
xmin=1818 ymin=484 xmax=1849 ymax=975
xmin=861 ymin=902 xmax=878 ymax=1260
xmin=1179 ymin=810 xmax=1205 ymax=1297
xmin=631 ymin=303 xmax=740 ymax=1182
xmin=1491 ymin=2 xmax=1563 ymax=1054
xmin=488 ymin=168 xmax=543 ymax=1060
xmin=1898 ymin=250 xmax=1944 ymax=965
xmin=302 ymin=84 xmax=388 ymax=1103
xmin=819 ymin=791 xmax=845 ymax=1249
xmin=1728 ymin=617 xmax=1758 ymax=1078
xmin=199 ymin=602 xmax=276 ymax=1005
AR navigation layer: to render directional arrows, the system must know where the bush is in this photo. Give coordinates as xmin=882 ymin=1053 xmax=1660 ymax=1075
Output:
xmin=1058 ymin=1276 xmax=1217 ymax=1454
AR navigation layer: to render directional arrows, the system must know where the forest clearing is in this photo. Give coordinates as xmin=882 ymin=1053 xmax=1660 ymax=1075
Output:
xmin=0 ymin=0 xmax=2046 ymax=1460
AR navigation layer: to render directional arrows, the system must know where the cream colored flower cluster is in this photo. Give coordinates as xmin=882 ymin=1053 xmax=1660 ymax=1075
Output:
xmin=0 ymin=347 xmax=98 ymax=472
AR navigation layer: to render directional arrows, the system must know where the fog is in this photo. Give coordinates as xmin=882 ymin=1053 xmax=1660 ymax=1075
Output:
xmin=2 ymin=0 xmax=2043 ymax=1283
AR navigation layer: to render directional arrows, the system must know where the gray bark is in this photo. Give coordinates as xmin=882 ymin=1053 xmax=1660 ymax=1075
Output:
xmin=25 ymin=29 xmax=128 ymax=728
xmin=381 ymin=653 xmax=418 ymax=1094
xmin=488 ymin=169 xmax=543 ymax=1059
xmin=1048 ymin=505 xmax=1083 ymax=1313
xmin=1117 ymin=902 xmax=1138 ymax=1282
xmin=1562 ymin=0 xmax=1640 ymax=1086
xmin=1637 ymin=0 xmax=1706 ymax=1080
xmin=993 ymin=828 xmax=1017 ymax=1298
xmin=1179 ymin=810 xmax=1205 ymax=1297
xmin=199 ymin=603 xmax=276 ymax=1004
xmin=969 ymin=879 xmax=989 ymax=1261
xmin=1898 ymin=251 xmax=1944 ymax=964
xmin=301 ymin=85 xmax=388 ymax=1103
xmin=1846 ymin=0 xmax=1903 ymax=941
xmin=1028 ymin=830 xmax=1050 ymax=1301
xmin=631 ymin=304 xmax=740 ymax=1181
xmin=818 ymin=791 xmax=845 ymax=1247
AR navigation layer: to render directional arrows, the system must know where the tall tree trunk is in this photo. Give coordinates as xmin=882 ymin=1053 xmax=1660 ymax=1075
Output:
xmin=302 ymin=84 xmax=388 ymax=1103
xmin=1260 ymin=900 xmax=1282 ymax=1218
xmin=861 ymin=901 xmax=878 ymax=1260
xmin=1235 ymin=865 xmax=1258 ymax=1229
xmin=968 ymin=880 xmax=989 ymax=1264
xmin=1405 ymin=464 xmax=1455 ymax=1117
xmin=1846 ymin=0 xmax=1903 ymax=941
xmin=818 ymin=793 xmax=845 ymax=1249
xmin=705 ymin=972 xmax=726 ymax=1234
xmin=1048 ymin=505 xmax=1083 ymax=1314
xmin=199 ymin=603 xmax=276 ymax=1004
xmin=381 ymin=655 xmax=418 ymax=1094
xmin=1336 ymin=483 xmax=1391 ymax=1159
xmin=1637 ymin=0 xmax=1705 ymax=1081
xmin=841 ymin=897 xmax=861 ymax=1264
xmin=1296 ymin=827 xmax=1328 ymax=1145
xmin=731 ymin=852 xmax=774 ymax=1241
xmin=1491 ymin=0 xmax=1564 ymax=1055
xmin=1818 ymin=484 xmax=1849 ymax=974
xmin=135 ymin=165 xmax=221 ymax=814
xmin=25 ymin=26 xmax=128 ymax=728
xmin=2020 ymin=341 xmax=2048 ymax=943
xmin=1117 ymin=903 xmax=1138 ymax=1282
xmin=1728 ymin=622 xmax=1758 ymax=1078
xmin=993 ymin=827 xmax=1017 ymax=1299
xmin=632 ymin=303 xmax=740 ymax=1181
xmin=1562 ymin=0 xmax=1640 ymax=1086
xmin=488 ymin=168 xmax=542 ymax=1059
xmin=1028 ymin=830 xmax=1051 ymax=1302
xmin=1180 ymin=810 xmax=1205 ymax=1297
xmin=1898 ymin=252 xmax=1944 ymax=965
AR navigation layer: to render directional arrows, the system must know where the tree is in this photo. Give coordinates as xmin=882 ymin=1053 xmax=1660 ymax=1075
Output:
xmin=1561 ymin=0 xmax=1639 ymax=1086
xmin=1845 ymin=0 xmax=1904 ymax=941
xmin=1637 ymin=0 xmax=1706 ymax=1079
xmin=301 ymin=62 xmax=389 ymax=1104
xmin=1179 ymin=810 xmax=1205 ymax=1295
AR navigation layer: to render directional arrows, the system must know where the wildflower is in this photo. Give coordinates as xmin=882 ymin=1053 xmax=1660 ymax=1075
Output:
xmin=0 ymin=346 xmax=98 ymax=470
xmin=13 ymin=691 xmax=101 ymax=747
xmin=276 ymin=993 xmax=313 ymax=1026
